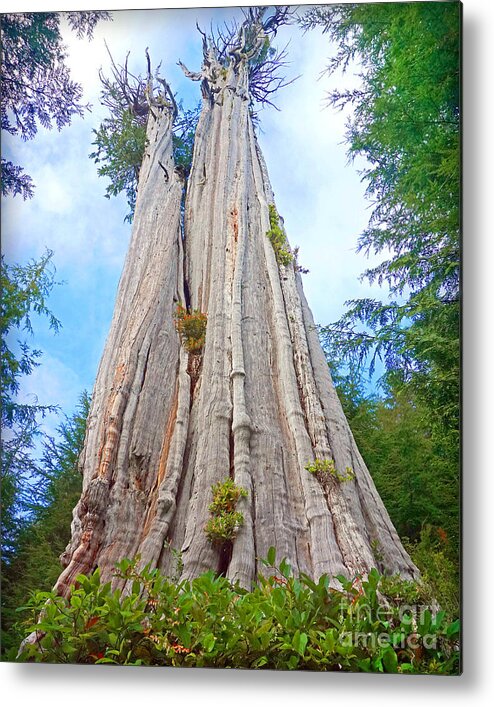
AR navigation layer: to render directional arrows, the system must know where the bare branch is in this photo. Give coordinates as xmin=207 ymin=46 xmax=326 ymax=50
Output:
xmin=99 ymin=44 xmax=177 ymax=125
xmin=177 ymin=61 xmax=202 ymax=82
xmin=182 ymin=6 xmax=297 ymax=109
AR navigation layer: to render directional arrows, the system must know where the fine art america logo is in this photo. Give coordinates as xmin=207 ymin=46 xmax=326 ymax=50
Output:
xmin=339 ymin=600 xmax=440 ymax=650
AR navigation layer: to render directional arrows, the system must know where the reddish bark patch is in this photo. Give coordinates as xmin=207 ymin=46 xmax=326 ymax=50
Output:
xmin=231 ymin=206 xmax=239 ymax=243
xmin=157 ymin=383 xmax=180 ymax=487
xmin=187 ymin=351 xmax=203 ymax=399
xmin=140 ymin=382 xmax=180 ymax=537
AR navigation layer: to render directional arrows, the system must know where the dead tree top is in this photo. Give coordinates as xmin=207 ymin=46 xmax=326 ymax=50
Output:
xmin=99 ymin=42 xmax=178 ymax=126
xmin=178 ymin=6 xmax=299 ymax=111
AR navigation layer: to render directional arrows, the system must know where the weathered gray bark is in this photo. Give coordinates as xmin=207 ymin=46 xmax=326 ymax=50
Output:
xmin=56 ymin=21 xmax=418 ymax=596
xmin=55 ymin=99 xmax=186 ymax=595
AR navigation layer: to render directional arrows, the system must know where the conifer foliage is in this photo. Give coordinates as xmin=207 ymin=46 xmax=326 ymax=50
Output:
xmin=1 ymin=11 xmax=110 ymax=197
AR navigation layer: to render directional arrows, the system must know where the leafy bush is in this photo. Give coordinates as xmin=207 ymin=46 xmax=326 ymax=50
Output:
xmin=205 ymin=478 xmax=247 ymax=543
xmin=13 ymin=549 xmax=460 ymax=673
xmin=174 ymin=304 xmax=207 ymax=353
xmin=266 ymin=204 xmax=293 ymax=266
xmin=204 ymin=513 xmax=244 ymax=543
xmin=305 ymin=458 xmax=355 ymax=483
xmin=90 ymin=110 xmax=148 ymax=223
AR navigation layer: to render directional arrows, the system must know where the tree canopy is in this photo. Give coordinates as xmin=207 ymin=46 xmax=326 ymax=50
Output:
xmin=88 ymin=4 xmax=297 ymax=224
xmin=1 ymin=10 xmax=110 ymax=198
xmin=302 ymin=1 xmax=460 ymax=441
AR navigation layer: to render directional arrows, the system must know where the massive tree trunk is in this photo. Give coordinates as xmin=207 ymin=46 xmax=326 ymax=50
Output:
xmin=56 ymin=12 xmax=418 ymax=597
xmin=55 ymin=98 xmax=186 ymax=595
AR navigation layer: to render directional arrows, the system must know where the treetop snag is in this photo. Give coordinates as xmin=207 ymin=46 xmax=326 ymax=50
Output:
xmin=99 ymin=42 xmax=177 ymax=126
xmin=178 ymin=6 xmax=299 ymax=110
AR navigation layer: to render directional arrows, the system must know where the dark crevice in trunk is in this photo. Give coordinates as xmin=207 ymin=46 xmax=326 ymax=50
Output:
xmin=217 ymin=540 xmax=233 ymax=577
xmin=180 ymin=188 xmax=191 ymax=311
xmin=250 ymin=473 xmax=258 ymax=580
xmin=138 ymin=339 xmax=153 ymax=395
xmin=183 ymin=264 xmax=191 ymax=312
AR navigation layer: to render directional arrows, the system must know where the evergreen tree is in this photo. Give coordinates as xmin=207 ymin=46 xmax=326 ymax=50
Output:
xmin=1 ymin=393 xmax=89 ymax=655
xmin=302 ymin=2 xmax=461 ymax=442
xmin=331 ymin=362 xmax=459 ymax=615
xmin=1 ymin=250 xmax=61 ymax=564
xmin=1 ymin=10 xmax=110 ymax=198
xmin=302 ymin=3 xmax=460 ymax=587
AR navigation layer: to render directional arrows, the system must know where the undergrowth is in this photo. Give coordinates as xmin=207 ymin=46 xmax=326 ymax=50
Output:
xmin=12 ymin=548 xmax=460 ymax=673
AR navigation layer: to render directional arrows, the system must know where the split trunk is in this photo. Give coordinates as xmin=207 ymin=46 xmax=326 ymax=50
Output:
xmin=56 ymin=43 xmax=418 ymax=596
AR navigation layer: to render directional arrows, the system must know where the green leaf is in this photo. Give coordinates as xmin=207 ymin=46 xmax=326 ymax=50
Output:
xmin=70 ymin=595 xmax=82 ymax=609
xmin=446 ymin=618 xmax=460 ymax=639
xmin=279 ymin=558 xmax=292 ymax=579
xmin=382 ymin=647 xmax=399 ymax=673
xmin=253 ymin=655 xmax=268 ymax=668
xmin=287 ymin=654 xmax=299 ymax=670
xmin=291 ymin=629 xmax=308 ymax=657
xmin=267 ymin=546 xmax=276 ymax=566
xmin=357 ymin=658 xmax=372 ymax=672
xmin=335 ymin=574 xmax=352 ymax=591
xmin=202 ymin=633 xmax=216 ymax=653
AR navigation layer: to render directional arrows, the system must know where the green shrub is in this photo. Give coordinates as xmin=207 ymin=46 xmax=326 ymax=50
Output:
xmin=204 ymin=513 xmax=244 ymax=543
xmin=174 ymin=304 xmax=207 ymax=353
xmin=205 ymin=478 xmax=247 ymax=543
xmin=13 ymin=549 xmax=460 ymax=673
xmin=266 ymin=204 xmax=293 ymax=266
xmin=305 ymin=458 xmax=355 ymax=483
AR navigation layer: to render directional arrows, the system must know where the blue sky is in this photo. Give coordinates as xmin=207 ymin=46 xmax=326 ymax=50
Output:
xmin=3 ymin=3 xmax=388 ymax=439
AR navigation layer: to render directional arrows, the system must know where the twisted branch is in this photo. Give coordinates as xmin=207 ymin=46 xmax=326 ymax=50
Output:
xmin=178 ymin=6 xmax=298 ymax=109
xmin=100 ymin=43 xmax=177 ymax=125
